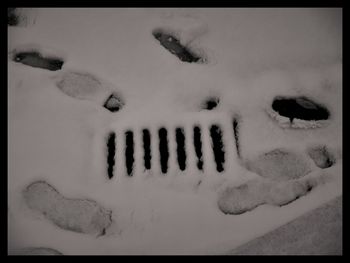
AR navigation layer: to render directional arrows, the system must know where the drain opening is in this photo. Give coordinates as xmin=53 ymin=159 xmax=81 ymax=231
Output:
xmin=125 ymin=131 xmax=134 ymax=176
xmin=202 ymin=97 xmax=220 ymax=110
xmin=176 ymin=128 xmax=186 ymax=171
xmin=233 ymin=117 xmax=240 ymax=157
xmin=152 ymin=30 xmax=201 ymax=63
xmin=103 ymin=93 xmax=124 ymax=112
xmin=272 ymin=96 xmax=330 ymax=122
xmin=210 ymin=125 xmax=225 ymax=172
xmin=13 ymin=51 xmax=64 ymax=71
xmin=193 ymin=126 xmax=203 ymax=170
xmin=107 ymin=132 xmax=116 ymax=179
xmin=158 ymin=128 xmax=169 ymax=174
xmin=142 ymin=129 xmax=151 ymax=170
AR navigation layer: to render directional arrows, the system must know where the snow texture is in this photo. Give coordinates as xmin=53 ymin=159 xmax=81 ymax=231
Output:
xmin=218 ymin=172 xmax=327 ymax=215
xmin=23 ymin=181 xmax=112 ymax=236
xmin=230 ymin=196 xmax=342 ymax=255
xmin=56 ymin=71 xmax=107 ymax=101
xmin=244 ymin=149 xmax=312 ymax=182
xmin=307 ymin=145 xmax=335 ymax=169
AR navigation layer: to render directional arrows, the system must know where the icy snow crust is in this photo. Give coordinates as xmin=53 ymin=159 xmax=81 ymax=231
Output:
xmin=8 ymin=8 xmax=342 ymax=254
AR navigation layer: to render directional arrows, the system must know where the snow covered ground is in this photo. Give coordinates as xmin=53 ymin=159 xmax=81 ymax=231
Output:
xmin=8 ymin=8 xmax=342 ymax=255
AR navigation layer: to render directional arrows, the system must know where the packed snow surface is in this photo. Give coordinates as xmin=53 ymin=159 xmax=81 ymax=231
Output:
xmin=8 ymin=8 xmax=342 ymax=255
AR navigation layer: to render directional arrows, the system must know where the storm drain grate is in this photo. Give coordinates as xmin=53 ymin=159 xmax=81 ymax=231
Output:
xmin=106 ymin=122 xmax=236 ymax=178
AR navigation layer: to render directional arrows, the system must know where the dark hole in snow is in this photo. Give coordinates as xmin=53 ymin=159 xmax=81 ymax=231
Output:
xmin=158 ymin=128 xmax=169 ymax=174
xmin=202 ymin=97 xmax=220 ymax=110
xmin=103 ymin=93 xmax=124 ymax=112
xmin=176 ymin=128 xmax=186 ymax=171
xmin=153 ymin=30 xmax=202 ymax=63
xmin=142 ymin=129 xmax=152 ymax=170
xmin=125 ymin=131 xmax=134 ymax=176
xmin=13 ymin=51 xmax=64 ymax=71
xmin=272 ymin=96 xmax=330 ymax=122
xmin=307 ymin=146 xmax=335 ymax=169
xmin=107 ymin=132 xmax=116 ymax=179
xmin=210 ymin=125 xmax=225 ymax=172
xmin=8 ymin=8 xmax=18 ymax=26
xmin=193 ymin=126 xmax=203 ymax=170
xmin=233 ymin=117 xmax=240 ymax=157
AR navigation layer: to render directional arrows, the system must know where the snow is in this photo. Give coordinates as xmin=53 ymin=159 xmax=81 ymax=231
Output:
xmin=23 ymin=181 xmax=112 ymax=236
xmin=229 ymin=196 xmax=342 ymax=255
xmin=244 ymin=149 xmax=312 ymax=182
xmin=55 ymin=70 xmax=112 ymax=103
xmin=8 ymin=8 xmax=342 ymax=254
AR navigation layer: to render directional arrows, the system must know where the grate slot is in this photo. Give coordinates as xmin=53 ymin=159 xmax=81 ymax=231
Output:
xmin=158 ymin=128 xmax=169 ymax=174
xmin=175 ymin=127 xmax=186 ymax=171
xmin=125 ymin=130 xmax=134 ymax=176
xmin=193 ymin=126 xmax=203 ymax=171
xmin=210 ymin=125 xmax=225 ymax=172
xmin=142 ymin=129 xmax=152 ymax=170
xmin=106 ymin=132 xmax=116 ymax=179
xmin=233 ymin=117 xmax=240 ymax=158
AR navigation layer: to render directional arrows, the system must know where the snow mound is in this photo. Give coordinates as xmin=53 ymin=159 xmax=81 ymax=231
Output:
xmin=217 ymin=179 xmax=265 ymax=214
